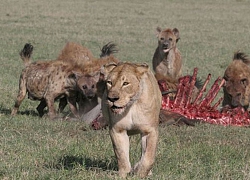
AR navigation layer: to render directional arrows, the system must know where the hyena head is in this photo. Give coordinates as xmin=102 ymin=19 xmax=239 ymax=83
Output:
xmin=223 ymin=51 xmax=250 ymax=109
xmin=156 ymin=27 xmax=180 ymax=53
xmin=76 ymin=71 xmax=100 ymax=100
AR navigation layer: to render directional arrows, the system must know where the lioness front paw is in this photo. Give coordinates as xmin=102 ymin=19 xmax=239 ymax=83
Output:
xmin=131 ymin=165 xmax=152 ymax=178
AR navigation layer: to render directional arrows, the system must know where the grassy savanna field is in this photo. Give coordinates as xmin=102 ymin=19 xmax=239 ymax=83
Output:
xmin=1 ymin=0 xmax=250 ymax=179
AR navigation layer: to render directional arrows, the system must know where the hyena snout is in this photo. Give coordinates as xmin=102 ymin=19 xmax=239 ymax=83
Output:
xmin=163 ymin=41 xmax=169 ymax=47
xmin=162 ymin=40 xmax=172 ymax=49
xmin=85 ymin=90 xmax=96 ymax=100
xmin=230 ymin=92 xmax=246 ymax=107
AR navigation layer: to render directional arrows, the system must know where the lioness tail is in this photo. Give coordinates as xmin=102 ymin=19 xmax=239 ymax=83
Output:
xmin=100 ymin=42 xmax=118 ymax=58
xmin=20 ymin=43 xmax=33 ymax=66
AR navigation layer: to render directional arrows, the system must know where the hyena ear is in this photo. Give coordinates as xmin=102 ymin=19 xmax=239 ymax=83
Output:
xmin=92 ymin=71 xmax=101 ymax=82
xmin=136 ymin=63 xmax=149 ymax=76
xmin=173 ymin=28 xmax=180 ymax=43
xmin=101 ymin=62 xmax=117 ymax=79
xmin=156 ymin=27 xmax=162 ymax=37
xmin=69 ymin=70 xmax=83 ymax=80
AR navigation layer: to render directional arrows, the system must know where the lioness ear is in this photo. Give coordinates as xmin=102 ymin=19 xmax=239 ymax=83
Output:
xmin=156 ymin=27 xmax=162 ymax=37
xmin=101 ymin=62 xmax=117 ymax=79
xmin=173 ymin=28 xmax=180 ymax=43
xmin=136 ymin=63 xmax=149 ymax=75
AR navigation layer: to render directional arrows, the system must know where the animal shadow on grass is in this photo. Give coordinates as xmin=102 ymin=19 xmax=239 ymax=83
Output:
xmin=45 ymin=155 xmax=118 ymax=172
xmin=0 ymin=102 xmax=43 ymax=117
xmin=0 ymin=105 xmax=11 ymax=115
xmin=18 ymin=110 xmax=40 ymax=117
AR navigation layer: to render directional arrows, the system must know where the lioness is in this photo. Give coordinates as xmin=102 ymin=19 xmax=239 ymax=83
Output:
xmin=102 ymin=62 xmax=162 ymax=178
xmin=223 ymin=51 xmax=250 ymax=110
xmin=152 ymin=27 xmax=182 ymax=79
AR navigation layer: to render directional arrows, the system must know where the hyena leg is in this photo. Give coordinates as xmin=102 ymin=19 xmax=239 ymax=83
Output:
xmin=67 ymin=95 xmax=79 ymax=118
xmin=36 ymin=100 xmax=46 ymax=117
xmin=58 ymin=97 xmax=67 ymax=113
xmin=11 ymin=82 xmax=27 ymax=116
xmin=109 ymin=129 xmax=131 ymax=178
xmin=133 ymin=129 xmax=158 ymax=178
xmin=45 ymin=97 xmax=57 ymax=120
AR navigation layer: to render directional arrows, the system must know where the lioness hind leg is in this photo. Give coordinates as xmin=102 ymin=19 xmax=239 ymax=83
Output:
xmin=133 ymin=130 xmax=158 ymax=178
xmin=109 ymin=129 xmax=131 ymax=178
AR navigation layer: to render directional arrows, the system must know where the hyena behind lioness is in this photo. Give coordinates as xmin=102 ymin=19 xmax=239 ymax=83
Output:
xmin=11 ymin=43 xmax=94 ymax=119
xmin=56 ymin=42 xmax=94 ymax=67
xmin=152 ymin=27 xmax=182 ymax=79
xmin=57 ymin=42 xmax=119 ymax=117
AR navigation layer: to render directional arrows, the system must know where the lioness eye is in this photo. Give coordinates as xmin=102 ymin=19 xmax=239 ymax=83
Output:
xmin=123 ymin=82 xmax=129 ymax=86
xmin=160 ymin=37 xmax=164 ymax=41
xmin=169 ymin=38 xmax=172 ymax=41
xmin=107 ymin=81 xmax=112 ymax=85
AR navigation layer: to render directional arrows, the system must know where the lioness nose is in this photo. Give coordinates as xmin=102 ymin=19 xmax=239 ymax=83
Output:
xmin=108 ymin=97 xmax=119 ymax=102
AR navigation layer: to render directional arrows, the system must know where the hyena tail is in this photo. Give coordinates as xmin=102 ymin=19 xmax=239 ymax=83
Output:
xmin=233 ymin=50 xmax=250 ymax=65
xmin=20 ymin=43 xmax=33 ymax=66
xmin=99 ymin=42 xmax=118 ymax=58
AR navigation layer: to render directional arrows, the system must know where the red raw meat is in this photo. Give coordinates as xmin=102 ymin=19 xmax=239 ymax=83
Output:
xmin=160 ymin=68 xmax=250 ymax=127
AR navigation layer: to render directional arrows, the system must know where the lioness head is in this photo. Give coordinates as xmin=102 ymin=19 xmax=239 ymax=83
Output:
xmin=156 ymin=27 xmax=180 ymax=53
xmin=223 ymin=51 xmax=250 ymax=109
xmin=103 ymin=62 xmax=149 ymax=114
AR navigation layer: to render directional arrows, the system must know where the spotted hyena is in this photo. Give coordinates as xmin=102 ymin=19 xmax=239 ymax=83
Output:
xmin=152 ymin=27 xmax=182 ymax=79
xmin=11 ymin=43 xmax=91 ymax=119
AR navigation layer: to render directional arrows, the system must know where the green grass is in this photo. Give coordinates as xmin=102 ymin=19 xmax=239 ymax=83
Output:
xmin=1 ymin=0 xmax=250 ymax=179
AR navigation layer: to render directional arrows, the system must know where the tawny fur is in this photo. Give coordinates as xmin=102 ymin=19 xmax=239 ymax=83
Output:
xmin=155 ymin=72 xmax=178 ymax=99
xmin=152 ymin=27 xmax=182 ymax=79
xmin=60 ymin=55 xmax=119 ymax=118
xmin=56 ymin=42 xmax=94 ymax=67
xmin=57 ymin=42 xmax=119 ymax=117
xmin=223 ymin=51 xmax=250 ymax=110
xmin=102 ymin=62 xmax=162 ymax=178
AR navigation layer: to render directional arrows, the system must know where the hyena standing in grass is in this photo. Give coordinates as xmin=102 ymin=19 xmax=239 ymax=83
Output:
xmin=152 ymin=27 xmax=182 ymax=79
xmin=11 ymin=43 xmax=94 ymax=119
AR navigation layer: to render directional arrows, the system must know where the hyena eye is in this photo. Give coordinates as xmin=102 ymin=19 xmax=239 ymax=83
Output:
xmin=82 ymin=85 xmax=87 ymax=89
xmin=91 ymin=85 xmax=95 ymax=88
xmin=241 ymin=78 xmax=248 ymax=86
